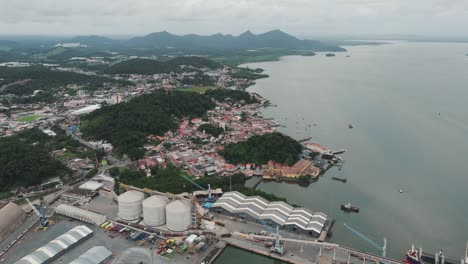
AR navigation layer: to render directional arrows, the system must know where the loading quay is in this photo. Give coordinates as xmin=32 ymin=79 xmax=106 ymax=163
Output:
xmin=224 ymin=232 xmax=403 ymax=264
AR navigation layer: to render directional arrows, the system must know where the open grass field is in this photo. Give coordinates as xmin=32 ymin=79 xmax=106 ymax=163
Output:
xmin=18 ymin=114 xmax=40 ymax=122
xmin=176 ymin=86 xmax=218 ymax=93
xmin=46 ymin=47 xmax=67 ymax=57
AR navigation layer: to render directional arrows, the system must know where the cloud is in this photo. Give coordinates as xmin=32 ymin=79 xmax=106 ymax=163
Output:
xmin=0 ymin=0 xmax=467 ymax=37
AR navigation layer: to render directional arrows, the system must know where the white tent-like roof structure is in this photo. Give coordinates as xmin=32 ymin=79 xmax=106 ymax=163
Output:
xmin=15 ymin=225 xmax=93 ymax=264
xmin=69 ymin=246 xmax=112 ymax=264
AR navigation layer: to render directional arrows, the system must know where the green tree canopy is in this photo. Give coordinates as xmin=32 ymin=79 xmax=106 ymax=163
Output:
xmin=220 ymin=132 xmax=303 ymax=166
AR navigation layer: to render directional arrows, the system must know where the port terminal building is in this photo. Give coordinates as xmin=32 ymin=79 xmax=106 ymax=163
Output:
xmin=210 ymin=191 xmax=328 ymax=236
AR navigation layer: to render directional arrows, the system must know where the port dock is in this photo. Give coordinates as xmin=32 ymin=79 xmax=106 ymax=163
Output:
xmin=202 ymin=240 xmax=227 ymax=264
xmin=225 ymin=231 xmax=403 ymax=264
xmin=421 ymin=251 xmax=461 ymax=264
xmin=318 ymin=219 xmax=335 ymax=242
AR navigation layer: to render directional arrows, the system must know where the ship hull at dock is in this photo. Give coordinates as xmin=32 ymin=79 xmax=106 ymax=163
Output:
xmin=340 ymin=205 xmax=359 ymax=213
xmin=405 ymin=256 xmax=424 ymax=264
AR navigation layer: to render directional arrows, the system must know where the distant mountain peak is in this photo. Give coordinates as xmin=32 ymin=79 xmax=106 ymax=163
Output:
xmin=239 ymin=30 xmax=255 ymax=37
xmin=126 ymin=29 xmax=345 ymax=52
xmin=147 ymin=31 xmax=174 ymax=37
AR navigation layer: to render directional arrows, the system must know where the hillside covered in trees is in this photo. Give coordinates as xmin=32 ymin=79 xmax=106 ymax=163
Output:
xmin=220 ymin=132 xmax=303 ymax=166
xmin=0 ymin=128 xmax=71 ymax=190
xmin=0 ymin=66 xmax=128 ymax=98
xmin=204 ymin=89 xmax=259 ymax=104
xmin=104 ymin=57 xmax=222 ymax=75
xmin=80 ymin=91 xmax=216 ymax=159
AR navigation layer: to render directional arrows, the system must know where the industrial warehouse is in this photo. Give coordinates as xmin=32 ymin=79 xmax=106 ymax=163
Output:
xmin=1 ymin=179 xmax=358 ymax=264
xmin=210 ymin=191 xmax=328 ymax=236
xmin=16 ymin=225 xmax=93 ymax=264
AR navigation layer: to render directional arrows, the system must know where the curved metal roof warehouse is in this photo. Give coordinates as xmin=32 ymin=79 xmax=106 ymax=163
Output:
xmin=15 ymin=225 xmax=93 ymax=264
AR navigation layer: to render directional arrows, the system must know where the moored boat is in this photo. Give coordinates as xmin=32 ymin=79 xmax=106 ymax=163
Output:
xmin=405 ymin=244 xmax=423 ymax=264
xmin=332 ymin=177 xmax=347 ymax=183
xmin=340 ymin=202 xmax=359 ymax=213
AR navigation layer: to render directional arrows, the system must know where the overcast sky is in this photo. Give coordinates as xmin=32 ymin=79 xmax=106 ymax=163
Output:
xmin=1 ymin=0 xmax=468 ymax=38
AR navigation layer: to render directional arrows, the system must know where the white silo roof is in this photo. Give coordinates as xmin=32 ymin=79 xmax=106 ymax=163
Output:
xmin=142 ymin=195 xmax=168 ymax=208
xmin=166 ymin=199 xmax=190 ymax=212
xmin=118 ymin=190 xmax=144 ymax=203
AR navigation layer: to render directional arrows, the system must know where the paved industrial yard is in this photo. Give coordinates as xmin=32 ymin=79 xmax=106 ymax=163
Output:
xmin=3 ymin=214 xmax=219 ymax=264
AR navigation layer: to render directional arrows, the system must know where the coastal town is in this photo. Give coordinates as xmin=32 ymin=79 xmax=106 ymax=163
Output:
xmin=0 ymin=54 xmax=343 ymax=191
xmin=0 ymin=52 xmax=350 ymax=264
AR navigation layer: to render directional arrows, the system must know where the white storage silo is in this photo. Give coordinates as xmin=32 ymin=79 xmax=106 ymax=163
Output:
xmin=166 ymin=200 xmax=191 ymax=232
xmin=142 ymin=195 xmax=169 ymax=226
xmin=118 ymin=190 xmax=144 ymax=221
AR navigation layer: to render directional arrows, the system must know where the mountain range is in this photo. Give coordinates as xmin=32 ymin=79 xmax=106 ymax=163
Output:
xmin=66 ymin=30 xmax=345 ymax=52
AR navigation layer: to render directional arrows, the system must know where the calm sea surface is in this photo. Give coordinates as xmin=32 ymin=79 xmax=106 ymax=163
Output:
xmin=215 ymin=42 xmax=468 ymax=262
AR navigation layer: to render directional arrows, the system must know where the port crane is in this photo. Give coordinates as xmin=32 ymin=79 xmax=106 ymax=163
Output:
xmin=270 ymin=225 xmax=285 ymax=255
xmin=255 ymin=219 xmax=285 ymax=255
xmin=344 ymin=223 xmax=387 ymax=257
xmin=26 ymin=198 xmax=50 ymax=231
xmin=179 ymin=175 xmax=215 ymax=203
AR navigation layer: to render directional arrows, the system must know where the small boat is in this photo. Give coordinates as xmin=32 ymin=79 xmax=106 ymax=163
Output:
xmin=399 ymin=189 xmax=404 ymax=194
xmin=341 ymin=202 xmax=359 ymax=213
xmin=348 ymin=123 xmax=354 ymax=129
xmin=405 ymin=244 xmax=423 ymax=264
xmin=332 ymin=177 xmax=347 ymax=183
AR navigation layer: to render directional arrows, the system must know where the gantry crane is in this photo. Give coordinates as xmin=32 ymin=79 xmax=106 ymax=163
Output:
xmin=26 ymin=198 xmax=50 ymax=231
xmin=179 ymin=174 xmax=215 ymax=203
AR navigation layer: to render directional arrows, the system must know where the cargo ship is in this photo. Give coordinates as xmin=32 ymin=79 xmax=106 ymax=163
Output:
xmin=405 ymin=244 xmax=423 ymax=264
xmin=404 ymin=244 xmax=464 ymax=264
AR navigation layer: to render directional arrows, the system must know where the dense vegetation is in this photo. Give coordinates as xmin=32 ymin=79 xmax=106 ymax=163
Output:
xmin=220 ymin=132 xmax=303 ymax=166
xmin=197 ymin=123 xmax=224 ymax=137
xmin=0 ymin=128 xmax=72 ymax=190
xmin=180 ymin=73 xmax=215 ymax=86
xmin=111 ymin=165 xmax=287 ymax=202
xmin=205 ymin=89 xmax=259 ymax=104
xmin=80 ymin=91 xmax=216 ymax=159
xmin=230 ymin=68 xmax=269 ymax=80
xmin=0 ymin=66 xmax=127 ymax=97
xmin=104 ymin=57 xmax=221 ymax=75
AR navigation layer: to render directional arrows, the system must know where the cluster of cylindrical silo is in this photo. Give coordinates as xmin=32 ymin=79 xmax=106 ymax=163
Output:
xmin=142 ymin=195 xmax=168 ymax=226
xmin=117 ymin=191 xmax=191 ymax=232
xmin=117 ymin=190 xmax=145 ymax=221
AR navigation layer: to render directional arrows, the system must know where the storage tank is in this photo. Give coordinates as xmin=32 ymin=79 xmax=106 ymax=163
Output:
xmin=142 ymin=195 xmax=169 ymax=226
xmin=118 ymin=190 xmax=144 ymax=221
xmin=166 ymin=200 xmax=191 ymax=231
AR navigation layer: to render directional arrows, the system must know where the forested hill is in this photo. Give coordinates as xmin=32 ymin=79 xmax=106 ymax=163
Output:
xmin=220 ymin=132 xmax=303 ymax=166
xmin=0 ymin=66 xmax=128 ymax=97
xmin=80 ymin=91 xmax=216 ymax=159
xmin=205 ymin=89 xmax=259 ymax=104
xmin=0 ymin=128 xmax=70 ymax=189
xmin=105 ymin=57 xmax=222 ymax=75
